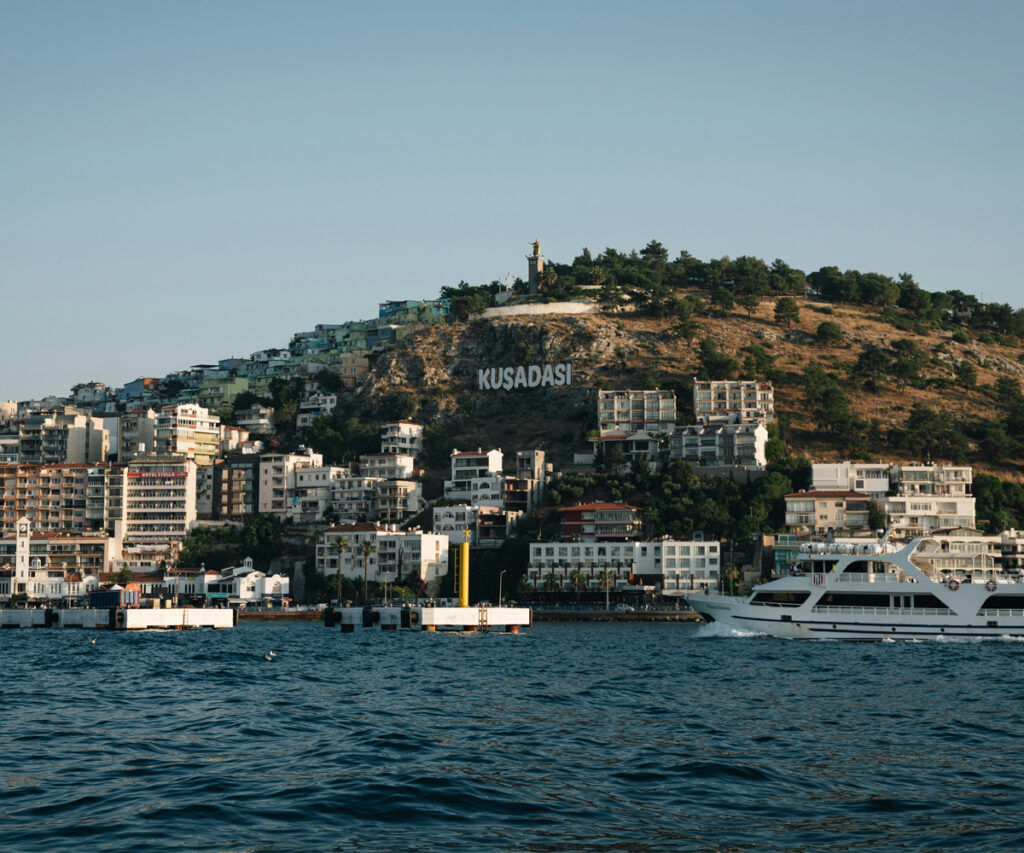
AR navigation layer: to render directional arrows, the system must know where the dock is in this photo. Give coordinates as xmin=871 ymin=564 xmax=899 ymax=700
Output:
xmin=325 ymin=604 xmax=531 ymax=633
xmin=0 ymin=608 xmax=237 ymax=630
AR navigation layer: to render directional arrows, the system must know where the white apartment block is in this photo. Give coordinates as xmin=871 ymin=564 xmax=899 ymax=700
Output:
xmin=236 ymin=406 xmax=276 ymax=434
xmin=670 ymin=423 xmax=768 ymax=469
xmin=811 ymin=462 xmax=976 ymax=536
xmin=318 ymin=524 xmax=449 ymax=586
xmin=106 ymin=457 xmax=198 ymax=543
xmin=286 ymin=465 xmax=351 ymax=523
xmin=258 ymin=449 xmax=323 ymax=517
xmin=376 ymin=479 xmax=423 ymax=522
xmin=381 ymin=421 xmax=424 ymax=457
xmin=358 ymin=453 xmax=415 ymax=481
xmin=14 ymin=409 xmax=108 ymax=464
xmin=444 ymin=448 xmax=505 ymax=506
xmin=810 ymin=462 xmax=892 ymax=500
xmin=431 ymin=504 xmax=514 ymax=548
xmin=885 ymin=495 xmax=976 ymax=539
xmin=526 ymin=538 xmax=720 ymax=595
xmin=598 ymin=389 xmax=676 ymax=436
xmin=296 ymin=393 xmax=337 ymax=430
xmin=693 ymin=380 xmax=775 ymax=424
xmin=331 ymin=476 xmax=380 ymax=520
xmin=154 ymin=404 xmax=224 ymax=466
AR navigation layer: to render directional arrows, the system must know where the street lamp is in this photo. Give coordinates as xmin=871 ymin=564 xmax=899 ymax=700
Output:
xmin=498 ymin=569 xmax=507 ymax=605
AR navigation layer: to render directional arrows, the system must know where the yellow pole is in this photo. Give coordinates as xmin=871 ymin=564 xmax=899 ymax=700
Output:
xmin=458 ymin=540 xmax=470 ymax=608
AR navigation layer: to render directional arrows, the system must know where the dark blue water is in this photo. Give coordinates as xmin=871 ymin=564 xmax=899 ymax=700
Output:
xmin=2 ymin=622 xmax=1023 ymax=852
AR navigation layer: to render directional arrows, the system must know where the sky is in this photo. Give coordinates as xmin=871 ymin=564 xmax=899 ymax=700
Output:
xmin=2 ymin=0 xmax=1021 ymax=402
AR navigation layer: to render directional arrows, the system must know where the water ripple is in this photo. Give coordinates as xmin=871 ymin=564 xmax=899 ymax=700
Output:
xmin=1 ymin=622 xmax=1023 ymax=851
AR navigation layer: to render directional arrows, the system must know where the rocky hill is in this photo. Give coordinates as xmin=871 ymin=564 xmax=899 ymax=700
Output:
xmin=337 ymin=292 xmax=1023 ymax=482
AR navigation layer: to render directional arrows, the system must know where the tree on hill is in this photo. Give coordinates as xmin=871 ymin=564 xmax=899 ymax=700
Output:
xmin=711 ymin=287 xmax=735 ymax=313
xmin=774 ymin=296 xmax=800 ymax=326
xmin=738 ymin=294 xmax=760 ymax=317
xmin=815 ymin=321 xmax=844 ymax=345
xmin=696 ymin=339 xmax=739 ymax=381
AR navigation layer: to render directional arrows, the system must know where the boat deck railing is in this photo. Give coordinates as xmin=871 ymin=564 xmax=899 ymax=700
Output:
xmin=978 ymin=608 xmax=1024 ymax=617
xmin=832 ymin=572 xmax=915 ymax=584
xmin=811 ymin=605 xmax=952 ymax=617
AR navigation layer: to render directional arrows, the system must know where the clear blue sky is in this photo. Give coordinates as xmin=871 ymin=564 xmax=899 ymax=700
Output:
xmin=2 ymin=0 xmax=1021 ymax=402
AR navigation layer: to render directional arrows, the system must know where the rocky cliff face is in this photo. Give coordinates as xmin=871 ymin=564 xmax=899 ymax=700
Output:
xmin=356 ymin=313 xmax=651 ymax=423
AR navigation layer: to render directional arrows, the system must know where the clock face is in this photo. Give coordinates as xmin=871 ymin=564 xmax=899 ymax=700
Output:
xmin=18 ymin=524 xmax=28 ymax=536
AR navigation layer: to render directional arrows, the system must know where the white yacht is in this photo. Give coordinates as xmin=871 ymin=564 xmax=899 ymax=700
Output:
xmin=691 ymin=535 xmax=1024 ymax=640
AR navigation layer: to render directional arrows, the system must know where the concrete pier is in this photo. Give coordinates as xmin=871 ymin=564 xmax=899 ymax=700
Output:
xmin=0 ymin=608 xmax=237 ymax=630
xmin=325 ymin=604 xmax=531 ymax=633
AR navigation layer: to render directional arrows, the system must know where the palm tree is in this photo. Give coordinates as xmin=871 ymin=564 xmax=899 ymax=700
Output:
xmin=723 ymin=564 xmax=740 ymax=596
xmin=332 ymin=535 xmax=349 ymax=607
xmin=569 ymin=568 xmax=586 ymax=604
xmin=542 ymin=572 xmax=559 ymax=593
xmin=359 ymin=540 xmax=377 ymax=603
xmin=598 ymin=570 xmax=615 ymax=610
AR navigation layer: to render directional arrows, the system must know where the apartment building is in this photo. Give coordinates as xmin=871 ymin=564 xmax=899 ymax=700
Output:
xmin=784 ymin=490 xmax=873 ymax=535
xmin=258 ymin=449 xmax=323 ymax=517
xmin=296 ymin=393 xmax=337 ymax=430
xmin=154 ymin=404 xmax=223 ymax=466
xmin=107 ymin=457 xmax=198 ymax=543
xmin=432 ymin=504 xmax=516 ymax=548
xmin=197 ymin=376 xmax=250 ymax=412
xmin=669 ymin=423 xmax=768 ymax=470
xmin=810 ymin=462 xmax=976 ymax=536
xmin=693 ymin=380 xmax=775 ymax=424
xmin=12 ymin=409 xmax=108 ymax=464
xmin=380 ymin=421 xmax=424 ymax=457
xmin=592 ymin=431 xmax=661 ymax=471
xmin=236 ymin=406 xmax=276 ymax=434
xmin=119 ymin=409 xmax=158 ymax=459
xmin=358 ymin=453 xmax=415 ymax=481
xmin=286 ymin=465 xmax=351 ymax=523
xmin=597 ymin=389 xmax=676 ymax=436
xmin=0 ymin=516 xmax=119 ymax=581
xmin=560 ymin=502 xmax=643 ymax=542
xmin=0 ymin=520 xmax=103 ymax=601
xmin=444 ymin=448 xmax=504 ymax=506
xmin=318 ymin=524 xmax=449 ymax=586
xmin=525 ymin=537 xmax=720 ymax=594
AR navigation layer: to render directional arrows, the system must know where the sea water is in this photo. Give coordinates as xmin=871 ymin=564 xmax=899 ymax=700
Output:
xmin=1 ymin=621 xmax=1022 ymax=852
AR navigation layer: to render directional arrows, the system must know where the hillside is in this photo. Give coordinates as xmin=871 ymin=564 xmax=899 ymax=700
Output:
xmin=331 ymin=292 xmax=1023 ymax=483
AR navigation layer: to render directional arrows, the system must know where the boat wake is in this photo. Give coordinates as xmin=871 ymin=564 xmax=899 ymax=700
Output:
xmin=694 ymin=622 xmax=761 ymax=639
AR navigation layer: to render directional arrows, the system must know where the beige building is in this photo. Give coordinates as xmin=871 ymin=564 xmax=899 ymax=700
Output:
xmin=154 ymin=404 xmax=223 ymax=466
xmin=785 ymin=490 xmax=873 ymax=535
xmin=14 ymin=408 xmax=108 ymax=464
xmin=693 ymin=380 xmax=774 ymax=424
xmin=598 ymin=390 xmax=677 ymax=436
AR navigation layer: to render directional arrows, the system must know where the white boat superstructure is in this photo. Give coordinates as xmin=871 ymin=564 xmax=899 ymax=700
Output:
xmin=690 ymin=536 xmax=1024 ymax=640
